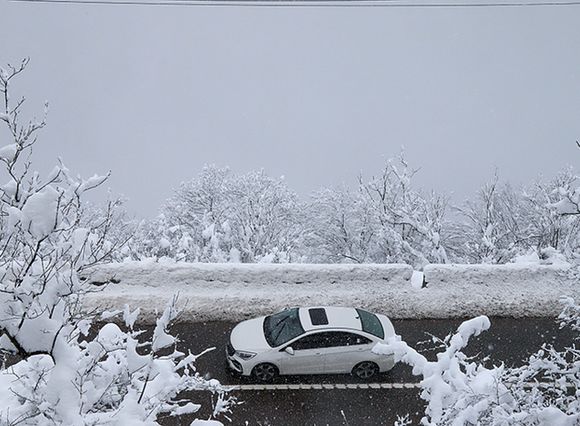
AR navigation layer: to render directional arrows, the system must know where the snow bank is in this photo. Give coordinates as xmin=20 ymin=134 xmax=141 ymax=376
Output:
xmin=82 ymin=261 xmax=579 ymax=323
xmin=84 ymin=260 xmax=413 ymax=286
xmin=420 ymin=263 xmax=576 ymax=318
xmin=83 ymin=262 xmax=413 ymax=322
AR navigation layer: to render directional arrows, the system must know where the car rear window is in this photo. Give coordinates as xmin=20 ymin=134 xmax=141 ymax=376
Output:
xmin=356 ymin=308 xmax=384 ymax=339
xmin=308 ymin=308 xmax=329 ymax=325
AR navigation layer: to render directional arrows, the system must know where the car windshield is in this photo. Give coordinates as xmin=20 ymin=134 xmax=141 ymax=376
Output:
xmin=356 ymin=308 xmax=384 ymax=339
xmin=263 ymin=308 xmax=305 ymax=347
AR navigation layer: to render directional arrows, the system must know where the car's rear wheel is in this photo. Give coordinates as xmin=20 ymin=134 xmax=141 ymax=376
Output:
xmin=352 ymin=361 xmax=379 ymax=380
xmin=252 ymin=363 xmax=279 ymax=383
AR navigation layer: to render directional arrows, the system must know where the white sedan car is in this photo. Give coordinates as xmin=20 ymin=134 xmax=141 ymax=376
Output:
xmin=226 ymin=306 xmax=396 ymax=382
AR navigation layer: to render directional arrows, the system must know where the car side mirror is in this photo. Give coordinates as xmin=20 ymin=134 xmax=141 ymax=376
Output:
xmin=284 ymin=346 xmax=295 ymax=356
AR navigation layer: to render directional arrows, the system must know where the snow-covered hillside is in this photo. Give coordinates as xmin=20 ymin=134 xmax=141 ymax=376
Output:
xmin=83 ymin=260 xmax=578 ymax=322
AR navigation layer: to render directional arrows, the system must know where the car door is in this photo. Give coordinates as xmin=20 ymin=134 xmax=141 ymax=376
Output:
xmin=321 ymin=331 xmax=374 ymax=374
xmin=279 ymin=332 xmax=330 ymax=375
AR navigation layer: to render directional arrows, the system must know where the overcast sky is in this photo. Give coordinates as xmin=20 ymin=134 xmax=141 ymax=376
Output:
xmin=1 ymin=0 xmax=579 ymax=218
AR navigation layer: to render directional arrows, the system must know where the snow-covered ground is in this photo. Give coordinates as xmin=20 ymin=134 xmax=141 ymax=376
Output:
xmin=83 ymin=260 xmax=579 ymax=323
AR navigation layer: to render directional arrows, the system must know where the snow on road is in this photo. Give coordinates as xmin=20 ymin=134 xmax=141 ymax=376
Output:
xmin=83 ymin=260 xmax=579 ymax=323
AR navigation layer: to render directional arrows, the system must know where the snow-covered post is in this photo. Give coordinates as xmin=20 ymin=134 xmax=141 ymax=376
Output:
xmin=0 ymin=59 xmax=233 ymax=424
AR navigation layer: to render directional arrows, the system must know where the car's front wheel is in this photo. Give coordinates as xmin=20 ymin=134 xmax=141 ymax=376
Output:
xmin=252 ymin=363 xmax=279 ymax=383
xmin=352 ymin=361 xmax=379 ymax=380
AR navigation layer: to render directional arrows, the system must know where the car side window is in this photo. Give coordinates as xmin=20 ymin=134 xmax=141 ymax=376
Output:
xmin=327 ymin=332 xmax=372 ymax=347
xmin=291 ymin=333 xmax=328 ymax=350
xmin=290 ymin=332 xmax=372 ymax=350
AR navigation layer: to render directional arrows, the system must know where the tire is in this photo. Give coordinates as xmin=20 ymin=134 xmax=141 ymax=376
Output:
xmin=252 ymin=363 xmax=279 ymax=383
xmin=352 ymin=361 xmax=379 ymax=380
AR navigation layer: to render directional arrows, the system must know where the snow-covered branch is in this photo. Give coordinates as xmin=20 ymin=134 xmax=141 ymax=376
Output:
xmin=0 ymin=60 xmax=233 ymax=425
xmin=375 ymin=299 xmax=580 ymax=425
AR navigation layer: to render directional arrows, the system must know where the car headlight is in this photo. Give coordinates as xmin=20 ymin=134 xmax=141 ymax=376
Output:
xmin=235 ymin=350 xmax=257 ymax=360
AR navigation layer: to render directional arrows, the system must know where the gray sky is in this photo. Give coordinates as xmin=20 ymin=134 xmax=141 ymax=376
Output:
xmin=1 ymin=0 xmax=579 ymax=218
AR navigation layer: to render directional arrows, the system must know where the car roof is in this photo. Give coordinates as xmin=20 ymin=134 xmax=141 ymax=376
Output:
xmin=298 ymin=307 xmax=363 ymax=332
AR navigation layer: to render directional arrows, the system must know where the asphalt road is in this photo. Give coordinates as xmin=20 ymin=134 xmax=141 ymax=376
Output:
xmin=156 ymin=316 xmax=575 ymax=425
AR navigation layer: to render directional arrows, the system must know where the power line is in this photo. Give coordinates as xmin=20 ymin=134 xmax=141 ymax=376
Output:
xmin=10 ymin=0 xmax=580 ymax=7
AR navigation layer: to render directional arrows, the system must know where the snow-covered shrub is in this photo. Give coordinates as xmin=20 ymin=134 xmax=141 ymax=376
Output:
xmin=0 ymin=299 xmax=234 ymax=424
xmin=0 ymin=59 xmax=232 ymax=424
xmin=375 ymin=298 xmax=580 ymax=425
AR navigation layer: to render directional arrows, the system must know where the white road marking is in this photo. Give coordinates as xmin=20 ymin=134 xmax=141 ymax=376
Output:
xmin=224 ymin=382 xmax=422 ymax=391
xmin=224 ymin=382 xmax=576 ymax=392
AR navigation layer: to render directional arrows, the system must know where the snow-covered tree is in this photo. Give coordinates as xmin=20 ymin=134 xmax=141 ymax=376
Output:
xmin=305 ymin=186 xmax=376 ymax=263
xmin=451 ymin=169 xmax=580 ymax=264
xmin=524 ymin=169 xmax=580 ymax=257
xmin=359 ymin=155 xmax=450 ymax=268
xmin=156 ymin=166 xmax=303 ymax=263
xmin=451 ymin=173 xmax=528 ymax=264
xmin=375 ymin=298 xmax=580 ymax=425
xmin=160 ymin=165 xmax=231 ymax=262
xmin=228 ymin=169 xmax=302 ymax=263
xmin=550 ymin=147 xmax=580 ymax=217
xmin=80 ymin=198 xmax=138 ymax=262
xmin=0 ymin=59 xmax=232 ymax=424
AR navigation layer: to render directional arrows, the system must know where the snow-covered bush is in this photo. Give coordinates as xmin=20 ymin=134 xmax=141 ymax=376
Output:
xmin=0 ymin=59 xmax=232 ymax=425
xmin=375 ymin=298 xmax=580 ymax=425
xmin=0 ymin=299 xmax=235 ymax=424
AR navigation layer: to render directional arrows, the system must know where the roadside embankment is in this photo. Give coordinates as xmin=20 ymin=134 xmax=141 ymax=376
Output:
xmin=83 ymin=260 xmax=578 ymax=323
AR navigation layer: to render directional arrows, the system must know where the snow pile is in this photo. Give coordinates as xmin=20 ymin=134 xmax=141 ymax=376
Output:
xmin=512 ymin=247 xmax=571 ymax=267
xmin=83 ymin=261 xmax=579 ymax=322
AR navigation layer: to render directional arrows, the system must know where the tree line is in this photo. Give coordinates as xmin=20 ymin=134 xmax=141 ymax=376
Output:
xmin=113 ymin=160 xmax=580 ymax=268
